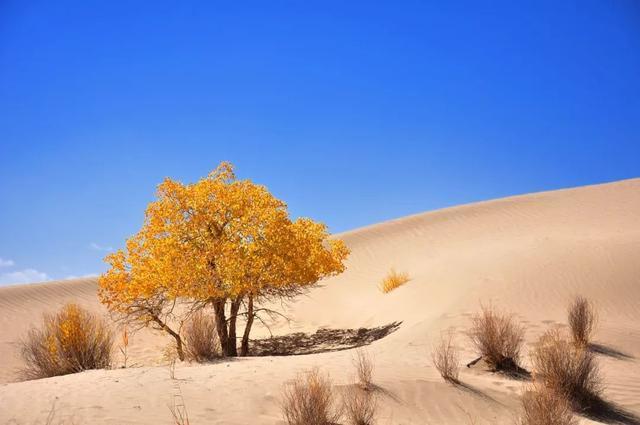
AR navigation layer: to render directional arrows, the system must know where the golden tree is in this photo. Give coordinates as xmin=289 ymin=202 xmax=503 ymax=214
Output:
xmin=99 ymin=162 xmax=349 ymax=359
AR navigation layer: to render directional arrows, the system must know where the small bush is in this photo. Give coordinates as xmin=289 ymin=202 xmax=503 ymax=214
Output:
xmin=468 ymin=305 xmax=524 ymax=371
xmin=282 ymin=368 xmax=342 ymax=425
xmin=519 ymin=384 xmax=577 ymax=425
xmin=183 ymin=311 xmax=220 ymax=362
xmin=432 ymin=331 xmax=460 ymax=383
xmin=379 ymin=268 xmax=410 ymax=293
xmin=343 ymin=387 xmax=376 ymax=425
xmin=568 ymin=296 xmax=597 ymax=347
xmin=20 ymin=303 xmax=113 ymax=380
xmin=531 ymin=329 xmax=602 ymax=409
xmin=353 ymin=349 xmax=374 ymax=391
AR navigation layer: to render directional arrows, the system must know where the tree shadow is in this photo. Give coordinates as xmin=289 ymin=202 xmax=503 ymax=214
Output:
xmin=589 ymin=343 xmax=635 ymax=361
xmin=581 ymin=396 xmax=640 ymax=425
xmin=249 ymin=322 xmax=402 ymax=356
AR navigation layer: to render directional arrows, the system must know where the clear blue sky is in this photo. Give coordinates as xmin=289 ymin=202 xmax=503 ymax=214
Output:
xmin=1 ymin=1 xmax=639 ymax=284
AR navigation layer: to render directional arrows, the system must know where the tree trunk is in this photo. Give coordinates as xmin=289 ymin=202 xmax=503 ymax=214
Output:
xmin=240 ymin=295 xmax=254 ymax=356
xmin=150 ymin=314 xmax=185 ymax=361
xmin=226 ymin=298 xmax=242 ymax=357
xmin=213 ymin=299 xmax=229 ymax=356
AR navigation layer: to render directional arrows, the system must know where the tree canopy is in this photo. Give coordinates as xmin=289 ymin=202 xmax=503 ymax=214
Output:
xmin=99 ymin=162 xmax=349 ymax=358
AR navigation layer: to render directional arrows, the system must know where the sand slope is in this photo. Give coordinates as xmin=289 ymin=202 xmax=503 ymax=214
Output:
xmin=1 ymin=178 xmax=639 ymax=424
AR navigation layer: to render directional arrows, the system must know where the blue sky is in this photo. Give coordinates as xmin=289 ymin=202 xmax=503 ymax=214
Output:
xmin=1 ymin=1 xmax=639 ymax=285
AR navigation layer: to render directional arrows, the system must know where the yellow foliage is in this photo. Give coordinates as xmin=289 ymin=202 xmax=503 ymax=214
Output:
xmin=380 ymin=268 xmax=410 ymax=293
xmin=98 ymin=162 xmax=350 ymax=356
xmin=20 ymin=303 xmax=113 ymax=379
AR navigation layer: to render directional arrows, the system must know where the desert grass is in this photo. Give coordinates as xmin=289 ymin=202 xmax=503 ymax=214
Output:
xmin=343 ymin=387 xmax=377 ymax=425
xmin=353 ymin=348 xmax=374 ymax=391
xmin=531 ymin=329 xmax=602 ymax=409
xmin=119 ymin=326 xmax=130 ymax=368
xmin=432 ymin=331 xmax=460 ymax=383
xmin=568 ymin=296 xmax=597 ymax=347
xmin=379 ymin=268 xmax=410 ymax=293
xmin=19 ymin=303 xmax=113 ymax=380
xmin=282 ymin=368 xmax=342 ymax=425
xmin=184 ymin=311 xmax=221 ymax=362
xmin=169 ymin=383 xmax=191 ymax=425
xmin=519 ymin=384 xmax=578 ymax=425
xmin=468 ymin=305 xmax=524 ymax=372
xmin=169 ymin=405 xmax=190 ymax=425
xmin=163 ymin=343 xmax=179 ymax=379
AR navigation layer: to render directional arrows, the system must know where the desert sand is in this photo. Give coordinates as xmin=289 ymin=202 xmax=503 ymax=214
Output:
xmin=1 ymin=178 xmax=639 ymax=424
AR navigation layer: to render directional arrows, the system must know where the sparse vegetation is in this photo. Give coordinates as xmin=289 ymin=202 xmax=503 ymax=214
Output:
xmin=282 ymin=368 xmax=342 ymax=425
xmin=519 ymin=384 xmax=578 ymax=425
xmin=19 ymin=303 xmax=113 ymax=380
xmin=432 ymin=331 xmax=460 ymax=383
xmin=119 ymin=326 xmax=129 ymax=368
xmin=468 ymin=305 xmax=524 ymax=371
xmin=169 ymin=384 xmax=191 ymax=425
xmin=184 ymin=311 xmax=220 ymax=362
xmin=568 ymin=296 xmax=597 ymax=347
xmin=380 ymin=268 xmax=410 ymax=293
xmin=164 ymin=343 xmax=179 ymax=380
xmin=531 ymin=329 xmax=602 ymax=409
xmin=343 ymin=387 xmax=377 ymax=425
xmin=353 ymin=349 xmax=374 ymax=391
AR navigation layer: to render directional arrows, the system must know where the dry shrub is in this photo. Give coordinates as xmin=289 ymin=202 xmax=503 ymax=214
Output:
xmin=519 ymin=384 xmax=578 ymax=425
xmin=183 ymin=311 xmax=220 ymax=362
xmin=353 ymin=349 xmax=374 ymax=390
xmin=568 ymin=296 xmax=597 ymax=347
xmin=432 ymin=331 xmax=460 ymax=383
xmin=343 ymin=387 xmax=377 ymax=425
xmin=282 ymin=368 xmax=342 ymax=425
xmin=468 ymin=305 xmax=524 ymax=371
xmin=531 ymin=329 xmax=602 ymax=408
xmin=380 ymin=268 xmax=410 ymax=293
xmin=20 ymin=303 xmax=113 ymax=380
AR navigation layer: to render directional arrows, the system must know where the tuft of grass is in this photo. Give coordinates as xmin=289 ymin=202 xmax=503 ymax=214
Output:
xmin=379 ymin=268 xmax=410 ymax=293
xmin=282 ymin=368 xmax=342 ymax=425
xmin=432 ymin=331 xmax=460 ymax=383
xmin=343 ymin=387 xmax=377 ymax=425
xmin=184 ymin=311 xmax=221 ymax=362
xmin=468 ymin=304 xmax=524 ymax=372
xmin=119 ymin=325 xmax=129 ymax=368
xmin=353 ymin=349 xmax=374 ymax=391
xmin=530 ymin=329 xmax=602 ymax=409
xmin=568 ymin=296 xmax=597 ymax=347
xmin=163 ymin=343 xmax=179 ymax=380
xmin=519 ymin=384 xmax=578 ymax=425
xmin=19 ymin=303 xmax=113 ymax=380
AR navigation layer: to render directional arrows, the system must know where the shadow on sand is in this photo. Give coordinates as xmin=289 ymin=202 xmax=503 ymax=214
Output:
xmin=466 ymin=356 xmax=531 ymax=381
xmin=581 ymin=396 xmax=640 ymax=425
xmin=249 ymin=322 xmax=402 ymax=356
xmin=369 ymin=383 xmax=402 ymax=404
xmin=589 ymin=343 xmax=635 ymax=361
xmin=452 ymin=380 xmax=501 ymax=404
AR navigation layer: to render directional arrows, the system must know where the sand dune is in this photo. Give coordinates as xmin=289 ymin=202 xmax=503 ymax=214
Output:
xmin=1 ymin=178 xmax=639 ymax=424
